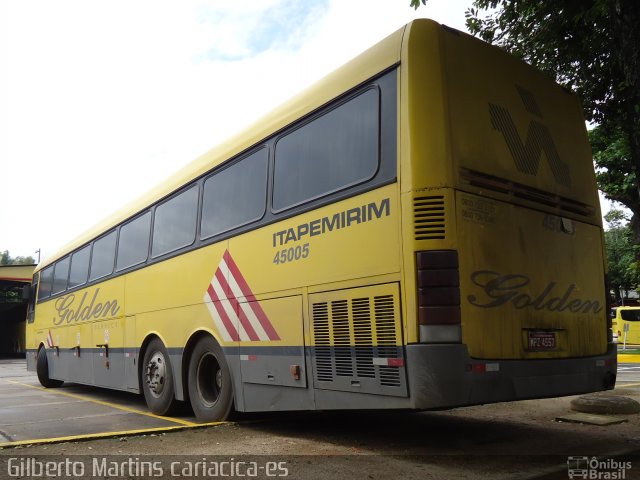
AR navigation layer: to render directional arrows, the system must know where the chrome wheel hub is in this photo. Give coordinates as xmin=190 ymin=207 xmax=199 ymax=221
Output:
xmin=145 ymin=351 xmax=166 ymax=397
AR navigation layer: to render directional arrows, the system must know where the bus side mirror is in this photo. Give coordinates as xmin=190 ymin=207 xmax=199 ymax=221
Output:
xmin=22 ymin=285 xmax=33 ymax=301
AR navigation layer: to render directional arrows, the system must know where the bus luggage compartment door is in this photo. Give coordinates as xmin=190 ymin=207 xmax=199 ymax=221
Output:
xmin=92 ymin=318 xmax=125 ymax=389
xmin=67 ymin=323 xmax=92 ymax=384
xmin=238 ymin=295 xmax=307 ymax=388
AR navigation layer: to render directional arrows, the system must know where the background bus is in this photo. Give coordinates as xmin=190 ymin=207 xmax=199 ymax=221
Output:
xmin=612 ymin=307 xmax=640 ymax=346
xmin=26 ymin=19 xmax=616 ymax=422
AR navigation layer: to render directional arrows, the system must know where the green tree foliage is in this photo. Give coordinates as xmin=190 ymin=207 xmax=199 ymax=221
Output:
xmin=411 ymin=0 xmax=640 ymax=236
xmin=0 ymin=250 xmax=36 ymax=266
xmin=604 ymin=210 xmax=640 ymax=301
xmin=590 ymin=125 xmax=639 ymax=235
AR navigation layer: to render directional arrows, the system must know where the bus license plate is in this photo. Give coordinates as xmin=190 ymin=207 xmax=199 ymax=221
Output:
xmin=528 ymin=331 xmax=556 ymax=350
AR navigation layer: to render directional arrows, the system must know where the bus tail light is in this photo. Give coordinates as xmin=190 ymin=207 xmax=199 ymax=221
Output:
xmin=416 ymin=250 xmax=461 ymax=343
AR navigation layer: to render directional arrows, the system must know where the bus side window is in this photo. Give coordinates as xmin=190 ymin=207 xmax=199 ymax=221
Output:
xmin=201 ymin=148 xmax=268 ymax=239
xmin=37 ymin=265 xmax=54 ymax=301
xmin=68 ymin=245 xmax=91 ymax=289
xmin=51 ymin=256 xmax=71 ymax=295
xmin=116 ymin=211 xmax=151 ymax=271
xmin=152 ymin=185 xmax=198 ymax=258
xmin=89 ymin=231 xmax=117 ymax=281
xmin=272 ymin=88 xmax=380 ymax=211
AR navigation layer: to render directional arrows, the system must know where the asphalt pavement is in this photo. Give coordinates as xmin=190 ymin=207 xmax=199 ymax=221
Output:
xmin=0 ymin=354 xmax=638 ymax=448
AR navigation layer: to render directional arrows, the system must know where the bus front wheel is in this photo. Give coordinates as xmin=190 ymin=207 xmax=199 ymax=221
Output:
xmin=188 ymin=336 xmax=233 ymax=422
xmin=142 ymin=338 xmax=177 ymax=416
xmin=36 ymin=347 xmax=63 ymax=388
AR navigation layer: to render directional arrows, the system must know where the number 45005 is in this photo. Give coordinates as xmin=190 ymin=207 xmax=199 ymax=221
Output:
xmin=273 ymin=243 xmax=310 ymax=265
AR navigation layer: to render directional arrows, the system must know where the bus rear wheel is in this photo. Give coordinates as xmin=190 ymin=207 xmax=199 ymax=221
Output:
xmin=36 ymin=347 xmax=63 ymax=388
xmin=142 ymin=338 xmax=177 ymax=416
xmin=188 ymin=336 xmax=233 ymax=422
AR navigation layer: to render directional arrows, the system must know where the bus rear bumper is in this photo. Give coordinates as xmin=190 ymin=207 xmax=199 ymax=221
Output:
xmin=406 ymin=343 xmax=617 ymax=410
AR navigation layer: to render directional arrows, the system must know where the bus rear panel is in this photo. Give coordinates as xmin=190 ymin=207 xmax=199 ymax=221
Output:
xmin=401 ymin=21 xmax=615 ymax=409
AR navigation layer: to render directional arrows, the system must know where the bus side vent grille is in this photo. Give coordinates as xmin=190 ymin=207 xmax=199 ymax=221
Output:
xmin=310 ymin=285 xmax=407 ymax=397
xmin=375 ymin=295 xmax=401 ymax=387
xmin=332 ymin=300 xmax=353 ymax=377
xmin=414 ymin=196 xmax=445 ymax=241
xmin=352 ymin=297 xmax=375 ymax=378
xmin=312 ymin=302 xmax=333 ymax=382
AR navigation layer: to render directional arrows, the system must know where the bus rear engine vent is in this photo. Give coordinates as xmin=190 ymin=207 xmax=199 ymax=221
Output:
xmin=417 ymin=250 xmax=461 ymax=343
xmin=310 ymin=284 xmax=408 ymax=397
xmin=414 ymin=196 xmax=445 ymax=241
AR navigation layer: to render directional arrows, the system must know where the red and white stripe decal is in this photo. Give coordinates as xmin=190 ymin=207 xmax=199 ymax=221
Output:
xmin=204 ymin=250 xmax=280 ymax=342
xmin=372 ymin=357 xmax=405 ymax=367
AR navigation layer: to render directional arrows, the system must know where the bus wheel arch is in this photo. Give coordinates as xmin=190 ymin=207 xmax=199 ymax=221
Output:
xmin=36 ymin=344 xmax=63 ymax=388
xmin=181 ymin=330 xmax=223 ymax=402
xmin=139 ymin=335 xmax=178 ymax=416
xmin=187 ymin=334 xmax=234 ymax=422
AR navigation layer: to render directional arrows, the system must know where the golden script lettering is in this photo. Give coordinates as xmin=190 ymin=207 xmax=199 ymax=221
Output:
xmin=53 ymin=288 xmax=120 ymax=325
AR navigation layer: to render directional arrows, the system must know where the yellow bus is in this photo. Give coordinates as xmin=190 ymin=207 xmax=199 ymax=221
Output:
xmin=25 ymin=19 xmax=616 ymax=422
xmin=612 ymin=307 xmax=640 ymax=346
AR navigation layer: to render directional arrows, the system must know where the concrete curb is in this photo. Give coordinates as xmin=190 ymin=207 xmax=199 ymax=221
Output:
xmin=618 ymin=353 xmax=640 ymax=363
xmin=570 ymin=395 xmax=640 ymax=415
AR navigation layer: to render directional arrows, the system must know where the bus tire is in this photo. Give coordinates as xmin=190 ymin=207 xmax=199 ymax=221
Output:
xmin=36 ymin=348 xmax=63 ymax=388
xmin=188 ymin=336 xmax=234 ymax=422
xmin=141 ymin=338 xmax=177 ymax=416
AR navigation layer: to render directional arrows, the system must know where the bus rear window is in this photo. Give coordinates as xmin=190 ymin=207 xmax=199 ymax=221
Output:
xmin=621 ymin=310 xmax=640 ymax=322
